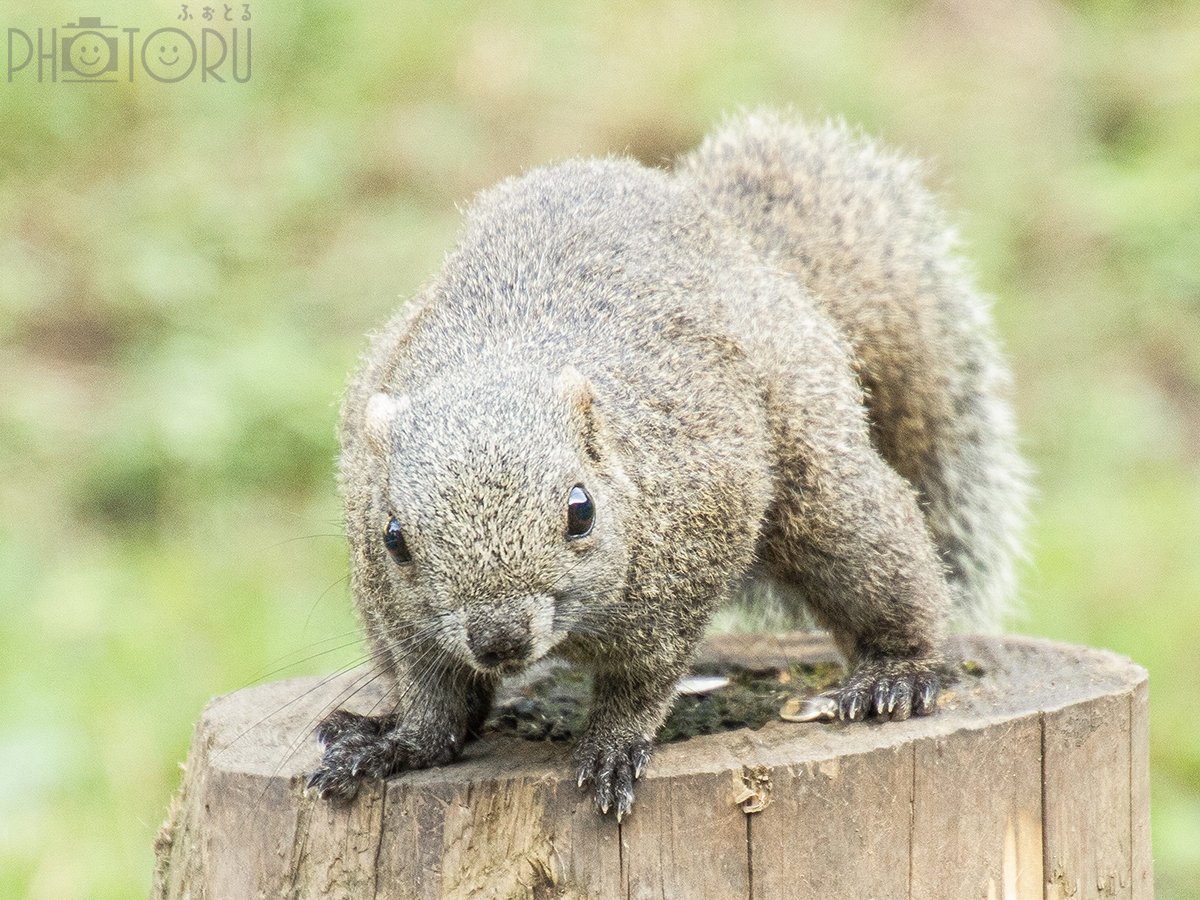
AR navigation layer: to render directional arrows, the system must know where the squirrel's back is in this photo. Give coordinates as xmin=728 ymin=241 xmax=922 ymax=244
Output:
xmin=682 ymin=110 xmax=1028 ymax=630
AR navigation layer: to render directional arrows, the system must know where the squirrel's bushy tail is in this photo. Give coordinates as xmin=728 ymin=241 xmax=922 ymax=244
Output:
xmin=681 ymin=110 xmax=1029 ymax=631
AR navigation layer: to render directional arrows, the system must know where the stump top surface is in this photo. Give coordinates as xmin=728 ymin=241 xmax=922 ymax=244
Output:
xmin=200 ymin=633 xmax=1146 ymax=788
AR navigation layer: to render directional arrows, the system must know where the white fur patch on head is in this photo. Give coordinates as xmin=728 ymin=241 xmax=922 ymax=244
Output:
xmin=364 ymin=391 xmax=408 ymax=455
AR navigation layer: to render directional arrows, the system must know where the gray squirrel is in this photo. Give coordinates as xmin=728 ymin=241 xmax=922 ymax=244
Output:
xmin=307 ymin=109 xmax=1028 ymax=820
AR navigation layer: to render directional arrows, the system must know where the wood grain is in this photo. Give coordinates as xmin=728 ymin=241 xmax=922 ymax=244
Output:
xmin=910 ymin=714 xmax=1044 ymax=899
xmin=1043 ymin=691 xmax=1132 ymax=899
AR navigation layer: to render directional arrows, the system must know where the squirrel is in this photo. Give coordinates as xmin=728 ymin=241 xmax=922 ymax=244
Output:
xmin=306 ymin=109 xmax=1028 ymax=820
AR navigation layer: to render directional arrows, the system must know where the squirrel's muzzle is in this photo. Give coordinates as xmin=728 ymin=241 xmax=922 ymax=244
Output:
xmin=466 ymin=624 xmax=533 ymax=671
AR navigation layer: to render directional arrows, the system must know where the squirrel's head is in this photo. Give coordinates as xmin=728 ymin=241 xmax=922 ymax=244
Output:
xmin=356 ymin=361 xmax=631 ymax=676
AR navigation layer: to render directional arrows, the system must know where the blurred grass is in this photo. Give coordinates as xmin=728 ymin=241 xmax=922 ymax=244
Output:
xmin=1 ymin=0 xmax=1198 ymax=896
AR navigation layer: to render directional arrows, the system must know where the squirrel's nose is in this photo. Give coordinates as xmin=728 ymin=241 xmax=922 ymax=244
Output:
xmin=467 ymin=628 xmax=532 ymax=669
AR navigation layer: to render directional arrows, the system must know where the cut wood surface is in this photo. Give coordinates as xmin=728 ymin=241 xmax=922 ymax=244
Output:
xmin=154 ymin=634 xmax=1150 ymax=899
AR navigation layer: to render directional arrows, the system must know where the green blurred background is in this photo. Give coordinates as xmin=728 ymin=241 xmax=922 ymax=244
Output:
xmin=1 ymin=0 xmax=1197 ymax=896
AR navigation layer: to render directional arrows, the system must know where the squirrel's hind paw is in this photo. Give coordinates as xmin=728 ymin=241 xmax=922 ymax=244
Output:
xmin=574 ymin=734 xmax=652 ymax=822
xmin=822 ymin=661 xmax=940 ymax=723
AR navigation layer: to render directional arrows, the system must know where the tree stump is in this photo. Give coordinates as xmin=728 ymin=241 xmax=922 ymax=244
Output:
xmin=153 ymin=634 xmax=1151 ymax=899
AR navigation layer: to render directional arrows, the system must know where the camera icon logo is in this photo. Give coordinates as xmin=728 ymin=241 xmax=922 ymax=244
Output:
xmin=61 ymin=17 xmax=119 ymax=81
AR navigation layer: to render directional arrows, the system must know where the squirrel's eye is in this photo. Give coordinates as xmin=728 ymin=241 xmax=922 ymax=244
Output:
xmin=566 ymin=484 xmax=594 ymax=538
xmin=383 ymin=516 xmax=412 ymax=564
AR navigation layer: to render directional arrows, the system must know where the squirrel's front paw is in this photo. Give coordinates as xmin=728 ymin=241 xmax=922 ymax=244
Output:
xmin=307 ymin=710 xmax=458 ymax=803
xmin=818 ymin=659 xmax=940 ymax=723
xmin=314 ymin=708 xmax=390 ymax=746
xmin=574 ymin=732 xmax=653 ymax=821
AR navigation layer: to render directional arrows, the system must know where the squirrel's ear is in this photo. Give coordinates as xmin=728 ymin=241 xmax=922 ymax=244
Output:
xmin=556 ymin=365 xmax=593 ymax=416
xmin=556 ymin=365 xmax=603 ymax=463
xmin=364 ymin=391 xmax=409 ymax=455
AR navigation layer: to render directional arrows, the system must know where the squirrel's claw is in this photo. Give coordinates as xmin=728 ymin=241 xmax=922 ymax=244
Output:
xmin=841 ymin=688 xmax=867 ymax=721
xmin=914 ymin=677 xmax=939 ymax=716
xmin=629 ymin=740 xmax=652 ymax=780
xmin=306 ymin=724 xmax=400 ymax=804
xmin=574 ymin=735 xmax=652 ymax=821
xmin=306 ymin=756 xmax=367 ymax=804
xmin=307 ymin=708 xmax=458 ymax=805
xmin=820 ymin=661 xmax=941 ymax=724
